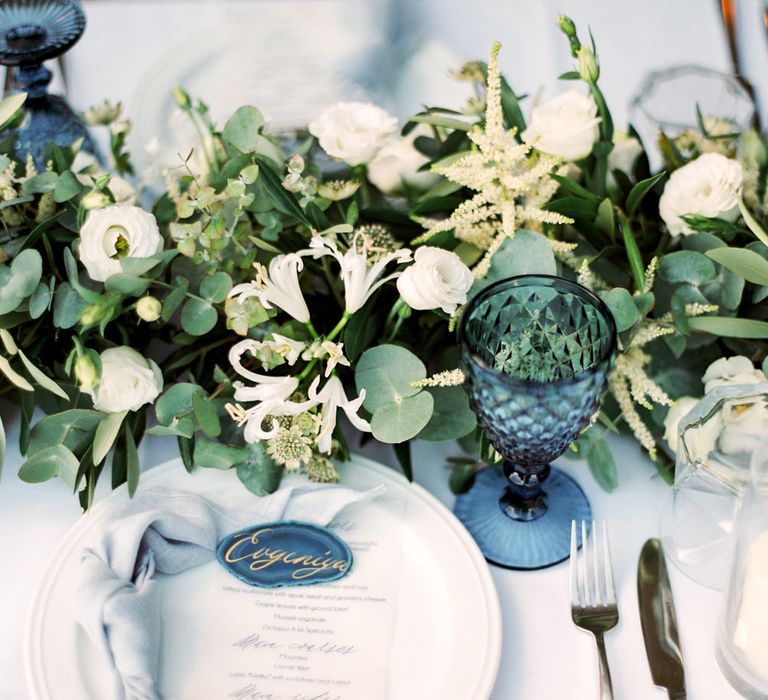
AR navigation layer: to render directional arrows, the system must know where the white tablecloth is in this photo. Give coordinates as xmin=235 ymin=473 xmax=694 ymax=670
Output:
xmin=0 ymin=405 xmax=742 ymax=700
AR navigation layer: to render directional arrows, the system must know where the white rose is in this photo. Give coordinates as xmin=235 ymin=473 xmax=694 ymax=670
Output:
xmin=663 ymin=396 xmax=700 ymax=454
xmin=607 ymin=131 xmax=643 ymax=187
xmin=396 ymin=247 xmax=473 ymax=314
xmin=658 ymin=153 xmax=743 ymax=237
xmin=702 ymin=355 xmax=766 ymax=394
xmin=79 ymin=204 xmax=164 ymax=282
xmin=87 ymin=346 xmax=163 ymax=413
xmin=367 ymin=126 xmax=441 ymax=195
xmin=309 ymin=102 xmax=398 ymax=166
xmin=522 ymin=89 xmax=600 ymax=161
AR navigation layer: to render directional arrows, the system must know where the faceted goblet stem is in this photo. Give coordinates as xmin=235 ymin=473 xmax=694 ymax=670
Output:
xmin=499 ymin=461 xmax=550 ymax=521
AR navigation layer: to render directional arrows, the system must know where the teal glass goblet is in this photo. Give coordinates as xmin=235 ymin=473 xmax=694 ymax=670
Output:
xmin=454 ymin=275 xmax=617 ymax=569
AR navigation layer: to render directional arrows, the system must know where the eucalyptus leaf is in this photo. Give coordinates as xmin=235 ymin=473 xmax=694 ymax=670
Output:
xmin=22 ymin=171 xmax=57 ymax=194
xmin=53 ymin=282 xmax=87 ymax=329
xmin=449 ymin=462 xmax=477 ymax=494
xmin=0 ymin=249 xmax=42 ymax=314
xmin=471 ymin=230 xmax=556 ymax=295
xmin=180 ymin=298 xmax=218 ymax=336
xmin=28 ymin=280 xmax=52 ymax=319
xmin=658 ymin=251 xmax=716 ymax=284
xmin=200 ymin=271 xmax=232 ymax=303
xmin=739 ymin=198 xmax=768 ymax=247
xmin=120 ymin=250 xmax=178 ymax=276
xmin=194 ymin=438 xmax=249 ymax=469
xmin=53 ymin=171 xmax=83 ymax=203
xmin=19 ymin=444 xmax=79 ymax=483
xmin=600 ymin=288 xmax=639 ymax=332
xmin=162 ymin=278 xmax=189 ymax=321
xmin=370 ymin=392 xmax=434 ymax=443
xmin=355 ymin=344 xmax=426 ymax=413
xmin=105 ymin=273 xmax=152 ymax=297
xmin=418 ymin=386 xmax=476 ymax=441
xmin=221 ymin=106 xmax=266 ymax=156
xmin=93 ymin=410 xmax=128 ymax=465
xmin=192 ymin=391 xmax=221 ymax=437
xmin=235 ymin=442 xmax=282 ymax=495
xmin=28 ymin=409 xmax=102 ymax=456
xmin=155 ymin=383 xmax=204 ymax=426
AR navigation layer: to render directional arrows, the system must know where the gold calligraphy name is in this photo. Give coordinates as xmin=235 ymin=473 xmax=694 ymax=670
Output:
xmin=223 ymin=528 xmax=349 ymax=580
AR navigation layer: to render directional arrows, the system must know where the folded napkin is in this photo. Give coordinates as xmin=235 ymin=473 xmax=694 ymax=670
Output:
xmin=74 ymin=482 xmax=385 ymax=700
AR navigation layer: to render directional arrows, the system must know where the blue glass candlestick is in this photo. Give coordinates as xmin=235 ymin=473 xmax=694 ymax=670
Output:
xmin=0 ymin=0 xmax=100 ymax=166
xmin=454 ymin=275 xmax=617 ymax=569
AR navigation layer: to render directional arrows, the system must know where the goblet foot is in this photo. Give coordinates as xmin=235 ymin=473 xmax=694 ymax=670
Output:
xmin=454 ymin=465 xmax=591 ymax=569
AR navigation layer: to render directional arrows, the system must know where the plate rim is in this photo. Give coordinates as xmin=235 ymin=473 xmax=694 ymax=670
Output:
xmin=24 ymin=454 xmax=502 ymax=700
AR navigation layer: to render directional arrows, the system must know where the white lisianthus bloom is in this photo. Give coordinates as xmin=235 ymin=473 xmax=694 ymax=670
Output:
xmin=658 ymin=153 xmax=743 ymax=237
xmin=308 ymin=376 xmax=371 ymax=453
xmin=229 ymin=253 xmax=311 ymax=324
xmin=607 ymin=131 xmax=643 ymax=187
xmin=703 ymin=356 xmax=766 ymax=394
xmin=86 ymin=347 xmax=163 ymax=413
xmin=367 ymin=126 xmax=441 ymax=195
xmin=522 ymin=89 xmax=600 ymax=161
xmin=306 ymin=236 xmax=412 ymax=314
xmin=78 ymin=204 xmax=164 ymax=282
xmin=309 ymin=102 xmax=398 ymax=166
xmin=397 ymin=247 xmax=473 ymax=315
xmin=719 ymin=401 xmax=768 ymax=456
xmin=663 ymin=396 xmax=699 ymax=454
xmin=228 ymin=340 xmax=316 ymax=442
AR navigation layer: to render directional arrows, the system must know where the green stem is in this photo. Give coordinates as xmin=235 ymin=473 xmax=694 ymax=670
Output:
xmin=326 ymin=312 xmax=351 ymax=343
xmin=297 ymin=312 xmax=351 ymax=382
xmin=306 ymin=320 xmax=320 ymax=339
xmin=151 ymin=280 xmax=209 ymax=305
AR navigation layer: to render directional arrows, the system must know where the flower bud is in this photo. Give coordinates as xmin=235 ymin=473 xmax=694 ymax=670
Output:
xmin=81 ymin=190 xmax=110 ymax=210
xmin=172 ymin=85 xmax=192 ymax=110
xmin=74 ymin=354 xmax=99 ymax=392
xmin=136 ymin=295 xmax=162 ymax=322
xmin=80 ymin=304 xmax=106 ymax=326
xmin=742 ymin=129 xmax=768 ymax=168
xmin=578 ymin=46 xmax=599 ymax=83
xmin=558 ymin=14 xmax=577 ymax=38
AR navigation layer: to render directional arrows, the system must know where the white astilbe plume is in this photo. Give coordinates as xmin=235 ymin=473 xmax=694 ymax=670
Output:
xmin=416 ymin=41 xmax=571 ymax=278
xmin=411 ymin=368 xmax=466 ymax=388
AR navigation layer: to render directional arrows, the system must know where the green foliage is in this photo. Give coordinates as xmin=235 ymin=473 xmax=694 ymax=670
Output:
xmin=0 ymin=249 xmax=42 ymax=314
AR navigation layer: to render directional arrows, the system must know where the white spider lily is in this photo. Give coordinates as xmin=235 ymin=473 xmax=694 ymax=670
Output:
xmin=320 ymin=340 xmax=350 ymax=377
xmin=270 ymin=333 xmax=306 ymax=366
xmin=228 ymin=340 xmax=315 ymax=441
xmin=308 ymin=376 xmax=371 ymax=453
xmin=306 ymin=236 xmax=411 ymax=313
xmin=229 ymin=253 xmax=310 ymax=323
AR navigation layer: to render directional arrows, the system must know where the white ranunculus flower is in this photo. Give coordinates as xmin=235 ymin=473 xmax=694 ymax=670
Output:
xmin=367 ymin=126 xmax=441 ymax=195
xmin=663 ymin=396 xmax=700 ymax=454
xmin=87 ymin=347 xmax=163 ymax=413
xmin=397 ymin=247 xmax=473 ymax=314
xmin=309 ymin=102 xmax=398 ymax=166
xmin=78 ymin=204 xmax=164 ymax=282
xmin=702 ymin=356 xmax=766 ymax=394
xmin=607 ymin=131 xmax=643 ymax=187
xmin=522 ymin=89 xmax=600 ymax=161
xmin=658 ymin=153 xmax=743 ymax=237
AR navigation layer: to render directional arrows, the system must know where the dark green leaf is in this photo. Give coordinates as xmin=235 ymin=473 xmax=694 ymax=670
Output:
xmin=93 ymin=411 xmax=127 ymax=465
xmin=180 ymin=298 xmax=218 ymax=335
xmin=178 ymin=435 xmax=194 ymax=472
xmin=235 ymin=442 xmax=282 ymax=495
xmin=125 ymin=425 xmax=140 ymax=497
xmin=18 ymin=444 xmax=78 ymax=483
xmin=688 ymin=316 xmax=768 ymax=338
xmin=105 ymin=273 xmax=152 ymax=297
xmin=449 ymin=462 xmax=478 ymax=494
xmin=192 ymin=391 xmax=221 ymax=437
xmin=252 ymin=156 xmax=311 ymax=227
xmin=393 ymin=441 xmax=413 ymax=481
xmin=625 ymin=171 xmax=665 ymax=216
xmin=194 ymin=438 xmax=249 ymax=469
xmin=418 ymin=385 xmax=476 ymax=441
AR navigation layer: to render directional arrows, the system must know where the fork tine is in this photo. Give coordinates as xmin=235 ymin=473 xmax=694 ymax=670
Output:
xmin=581 ymin=520 xmax=591 ymax=606
xmin=593 ymin=519 xmax=603 ymax=606
xmin=569 ymin=520 xmax=579 ymax=606
xmin=602 ymin=521 xmax=616 ymax=603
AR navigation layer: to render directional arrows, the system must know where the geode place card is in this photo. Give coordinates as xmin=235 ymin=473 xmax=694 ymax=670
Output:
xmin=216 ymin=521 xmax=353 ymax=588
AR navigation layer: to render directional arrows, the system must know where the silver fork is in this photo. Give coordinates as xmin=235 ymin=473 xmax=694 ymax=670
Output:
xmin=570 ymin=520 xmax=619 ymax=700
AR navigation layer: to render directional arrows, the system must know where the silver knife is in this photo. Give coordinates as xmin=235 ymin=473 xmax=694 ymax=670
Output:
xmin=637 ymin=538 xmax=686 ymax=699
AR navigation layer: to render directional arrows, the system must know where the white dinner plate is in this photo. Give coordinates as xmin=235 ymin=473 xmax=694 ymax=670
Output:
xmin=24 ymin=455 xmax=501 ymax=700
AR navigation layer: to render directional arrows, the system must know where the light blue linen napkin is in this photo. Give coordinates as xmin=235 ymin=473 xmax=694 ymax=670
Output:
xmin=74 ymin=482 xmax=385 ymax=700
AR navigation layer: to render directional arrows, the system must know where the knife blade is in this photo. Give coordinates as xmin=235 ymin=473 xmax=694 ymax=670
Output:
xmin=637 ymin=538 xmax=687 ymax=700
